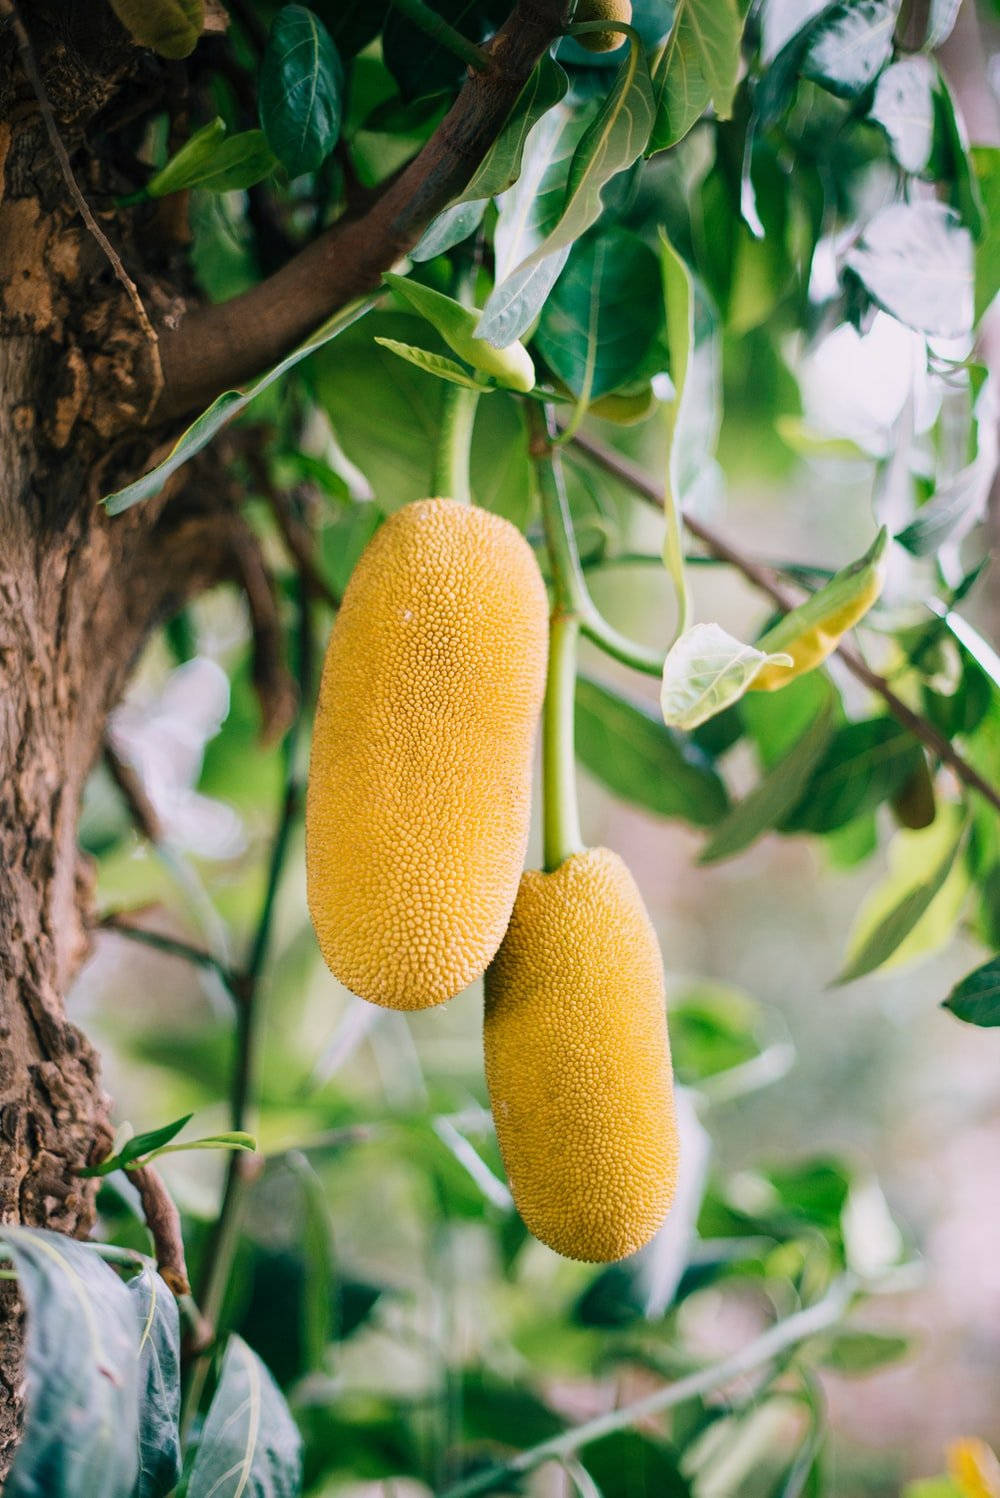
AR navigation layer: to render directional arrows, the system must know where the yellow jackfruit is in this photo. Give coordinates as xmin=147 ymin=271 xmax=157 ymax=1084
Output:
xmin=484 ymin=847 xmax=679 ymax=1262
xmin=574 ymin=0 xmax=632 ymax=52
xmin=306 ymin=498 xmax=548 ymax=1010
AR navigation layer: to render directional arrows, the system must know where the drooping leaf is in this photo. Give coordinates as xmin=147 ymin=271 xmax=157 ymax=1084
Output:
xmin=835 ymin=814 xmax=969 ymax=983
xmin=259 ymin=5 xmax=343 ymax=177
xmin=147 ymin=129 xmax=278 ymax=196
xmin=869 ymin=57 xmax=936 ymax=175
xmin=749 ymin=529 xmax=888 ymax=692
xmin=660 ymin=623 xmax=792 ymax=731
xmin=781 ymin=718 xmax=924 ymax=834
xmin=575 ymin=674 xmax=729 ymax=827
xmin=845 ymin=201 xmax=974 ymax=338
xmin=412 ymin=56 xmax=569 ymax=261
xmin=186 ymin=1335 xmax=302 ymax=1498
xmin=103 ymin=295 xmax=375 ymax=513
xmin=535 ymin=229 xmax=663 ymax=400
xmin=2 ymin=1227 xmax=140 ymax=1498
xmin=700 ymin=695 xmax=836 ymax=863
xmin=943 ymin=955 xmax=1000 ymax=1027
xmin=108 ymin=0 xmax=203 ymax=59
xmin=648 ymin=0 xmax=743 ymax=153
xmin=383 ymin=272 xmax=534 ymax=385
xmin=478 ymin=44 xmax=654 ymax=345
xmin=129 ymin=1266 xmax=182 ymax=1498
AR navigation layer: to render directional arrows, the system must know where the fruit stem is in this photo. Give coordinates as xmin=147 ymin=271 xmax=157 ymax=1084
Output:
xmin=542 ymin=608 xmax=583 ymax=872
xmin=432 ymin=383 xmax=479 ymax=503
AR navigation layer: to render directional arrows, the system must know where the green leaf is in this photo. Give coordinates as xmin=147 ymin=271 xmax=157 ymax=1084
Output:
xmin=129 ymin=1266 xmax=182 ymax=1498
xmin=478 ymin=42 xmax=654 ymax=345
xmin=782 ymin=718 xmax=924 ymax=834
xmin=108 ymin=0 xmax=203 ymax=59
xmin=143 ymin=118 xmax=226 ymax=198
xmin=895 ymin=448 xmax=995 ymax=557
xmin=2 ymin=1227 xmax=140 ymax=1498
xmin=412 ymin=56 xmax=569 ymax=261
xmin=943 ymin=955 xmax=1000 ymax=1027
xmin=535 ymin=229 xmax=663 ymax=400
xmin=649 ymin=0 xmax=744 ymax=153
xmin=972 ymin=146 xmax=1000 ymax=322
xmin=383 ymin=272 xmax=535 ymax=388
xmin=143 ymin=1129 xmax=257 ymax=1162
xmin=373 ymin=337 xmax=496 ymax=391
xmin=286 ymin=1153 xmax=337 ymax=1376
xmin=103 ymin=294 xmax=374 ymax=513
xmin=581 ymin=1430 xmax=692 ymax=1498
xmin=869 ymin=57 xmax=936 ymax=175
xmin=835 ymin=814 xmax=969 ymax=984
xmin=815 ymin=1330 xmax=910 ymax=1373
xmin=80 ymin=1112 xmax=193 ymax=1176
xmin=149 ymin=128 xmax=277 ymax=196
xmin=259 ymin=5 xmax=343 ymax=177
xmin=801 ymin=0 xmax=899 ymax=100
xmin=186 ymin=1335 xmax=302 ymax=1498
xmin=575 ymin=674 xmax=729 ymax=827
xmin=660 ymin=623 xmax=792 ymax=731
xmin=846 ymin=201 xmax=974 ymax=338
xmin=700 ymin=695 xmax=836 ymax=864
xmin=924 ymin=0 xmax=961 ymax=48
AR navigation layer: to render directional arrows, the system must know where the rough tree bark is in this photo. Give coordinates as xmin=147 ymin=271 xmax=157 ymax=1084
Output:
xmin=0 ymin=0 xmax=569 ymax=1470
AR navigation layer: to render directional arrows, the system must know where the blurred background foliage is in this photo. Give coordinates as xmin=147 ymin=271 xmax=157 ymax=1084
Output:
xmin=65 ymin=0 xmax=1000 ymax=1493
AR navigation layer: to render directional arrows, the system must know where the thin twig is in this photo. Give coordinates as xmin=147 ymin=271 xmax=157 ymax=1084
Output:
xmin=97 ymin=911 xmax=237 ymax=988
xmin=128 ymin=1163 xmax=192 ymax=1296
xmin=569 ymin=428 xmax=1000 ymax=817
xmin=4 ymin=1 xmax=160 ymax=361
xmin=439 ymin=1275 xmax=858 ymax=1498
xmin=104 ymin=739 xmax=164 ymax=843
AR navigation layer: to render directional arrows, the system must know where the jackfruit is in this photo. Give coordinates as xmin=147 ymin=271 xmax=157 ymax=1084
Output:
xmin=574 ymin=0 xmax=632 ymax=52
xmin=306 ymin=498 xmax=548 ymax=1010
xmin=484 ymin=847 xmax=679 ymax=1261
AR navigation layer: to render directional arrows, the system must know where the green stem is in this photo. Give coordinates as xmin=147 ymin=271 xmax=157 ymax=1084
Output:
xmin=388 ymin=0 xmax=491 ymax=70
xmin=439 ymin=1275 xmax=857 ymax=1498
xmin=432 ymin=383 xmax=479 ymax=503
xmin=543 ymin=610 xmax=583 ymax=871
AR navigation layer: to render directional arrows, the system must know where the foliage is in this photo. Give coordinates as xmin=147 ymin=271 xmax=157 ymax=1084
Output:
xmin=16 ymin=0 xmax=1000 ymax=1494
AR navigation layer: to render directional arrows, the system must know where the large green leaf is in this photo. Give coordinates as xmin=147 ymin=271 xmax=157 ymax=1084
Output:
xmin=535 ymin=229 xmax=663 ymax=399
xmin=648 ymin=0 xmax=743 ymax=154
xmin=104 ymin=295 xmax=375 ymax=514
xmin=782 ymin=718 xmax=924 ymax=833
xmin=575 ymin=675 xmax=729 ymax=827
xmin=147 ymin=129 xmax=277 ymax=196
xmin=129 ymin=1266 xmax=182 ymax=1498
xmin=869 ymin=57 xmax=936 ymax=175
xmin=580 ymin=1430 xmax=692 ymax=1498
xmin=186 ymin=1335 xmax=302 ymax=1498
xmin=801 ymin=0 xmax=899 ymax=99
xmin=259 ymin=5 xmax=343 ymax=177
xmin=700 ymin=695 xmax=836 ymax=863
xmin=944 ymin=955 xmax=1000 ymax=1027
xmin=478 ymin=44 xmax=654 ymax=345
xmin=2 ymin=1227 xmax=140 ymax=1498
xmin=845 ymin=201 xmax=974 ymax=338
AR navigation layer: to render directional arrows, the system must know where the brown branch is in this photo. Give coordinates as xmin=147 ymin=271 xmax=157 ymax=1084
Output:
xmin=569 ymin=428 xmax=1000 ymax=818
xmin=3 ymin=0 xmax=161 ymax=399
xmin=227 ymin=519 xmax=298 ymax=746
xmin=128 ymin=1162 xmax=191 ymax=1295
xmin=152 ymin=0 xmax=571 ymax=421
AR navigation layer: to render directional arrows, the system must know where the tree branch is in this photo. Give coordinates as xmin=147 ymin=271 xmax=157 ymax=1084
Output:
xmin=152 ymin=0 xmax=571 ymax=421
xmin=569 ymin=428 xmax=1000 ymax=817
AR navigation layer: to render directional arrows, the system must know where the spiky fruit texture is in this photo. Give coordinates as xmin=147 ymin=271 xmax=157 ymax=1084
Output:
xmin=484 ymin=848 xmax=680 ymax=1261
xmin=574 ymin=0 xmax=632 ymax=52
xmin=306 ymin=498 xmax=548 ymax=1011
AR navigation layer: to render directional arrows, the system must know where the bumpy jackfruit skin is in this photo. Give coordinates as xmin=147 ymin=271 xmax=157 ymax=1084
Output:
xmin=306 ymin=499 xmax=548 ymax=1011
xmin=484 ymin=848 xmax=680 ymax=1262
xmin=575 ymin=0 xmax=632 ymax=52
